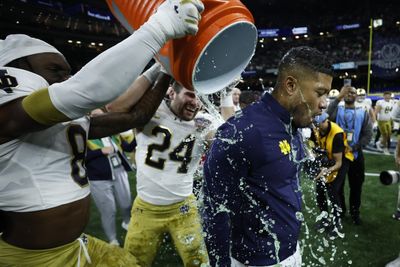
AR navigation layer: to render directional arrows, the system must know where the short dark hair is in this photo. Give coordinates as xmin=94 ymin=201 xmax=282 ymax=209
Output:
xmin=278 ymin=46 xmax=333 ymax=77
xmin=239 ymin=90 xmax=261 ymax=106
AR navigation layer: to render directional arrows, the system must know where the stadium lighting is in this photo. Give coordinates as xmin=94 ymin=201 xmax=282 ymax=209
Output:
xmin=273 ymin=38 xmax=278 ymax=41
xmin=76 ymin=41 xmax=81 ymax=44
xmin=304 ymin=34 xmax=308 ymax=38
xmin=90 ymin=42 xmax=96 ymax=46
xmin=67 ymin=40 xmax=73 ymax=43
xmin=396 ymin=68 xmax=399 ymax=72
xmin=281 ymin=37 xmax=286 ymax=40
xmin=373 ymin=18 xmax=383 ymax=28
xmin=397 ymin=21 xmax=400 ymax=25
xmin=295 ymin=36 xmax=299 ymax=39
xmin=98 ymin=43 xmax=104 ymax=46
xmin=319 ymin=32 xmax=324 ymax=35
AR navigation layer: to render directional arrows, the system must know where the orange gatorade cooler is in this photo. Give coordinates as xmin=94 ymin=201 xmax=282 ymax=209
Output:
xmin=106 ymin=0 xmax=258 ymax=94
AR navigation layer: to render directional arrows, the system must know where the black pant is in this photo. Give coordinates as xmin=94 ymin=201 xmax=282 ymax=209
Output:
xmin=339 ymin=151 xmax=365 ymax=218
xmin=316 ymin=159 xmax=349 ymax=222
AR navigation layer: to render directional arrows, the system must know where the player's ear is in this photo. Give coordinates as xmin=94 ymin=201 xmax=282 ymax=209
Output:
xmin=168 ymin=87 xmax=176 ymax=100
xmin=284 ymin=75 xmax=298 ymax=96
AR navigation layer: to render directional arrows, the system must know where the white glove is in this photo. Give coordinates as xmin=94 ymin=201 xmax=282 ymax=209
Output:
xmin=148 ymin=0 xmax=204 ymax=40
xmin=220 ymin=89 xmax=233 ymax=107
xmin=220 ymin=76 xmax=241 ymax=107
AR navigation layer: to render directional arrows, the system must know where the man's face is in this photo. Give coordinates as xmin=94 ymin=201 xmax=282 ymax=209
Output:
xmin=357 ymin=94 xmax=366 ymax=102
xmin=384 ymin=93 xmax=391 ymax=101
xmin=26 ymin=53 xmax=71 ymax=85
xmin=170 ymin=86 xmax=201 ymax=121
xmin=344 ymin=87 xmax=357 ymax=104
xmin=232 ymin=88 xmax=241 ymax=105
xmin=292 ymin=72 xmax=332 ymax=128
xmin=317 ymin=119 xmax=329 ymax=133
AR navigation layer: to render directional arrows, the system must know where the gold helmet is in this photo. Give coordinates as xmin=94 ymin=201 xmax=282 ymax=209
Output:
xmin=356 ymin=88 xmax=366 ymax=96
xmin=328 ymin=89 xmax=339 ymax=98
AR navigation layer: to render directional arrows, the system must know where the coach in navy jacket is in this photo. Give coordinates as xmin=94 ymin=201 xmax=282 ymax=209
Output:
xmin=202 ymin=47 xmax=334 ymax=267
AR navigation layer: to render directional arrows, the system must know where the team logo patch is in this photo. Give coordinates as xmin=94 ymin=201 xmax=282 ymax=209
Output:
xmin=81 ymin=234 xmax=89 ymax=245
xmin=180 ymin=204 xmax=190 ymax=214
xmin=279 ymin=140 xmax=291 ymax=155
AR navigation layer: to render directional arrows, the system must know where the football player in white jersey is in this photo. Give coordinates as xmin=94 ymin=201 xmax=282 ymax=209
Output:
xmin=356 ymin=88 xmax=376 ymax=123
xmin=0 ymin=1 xmax=204 ymax=265
xmin=327 ymin=88 xmax=339 ymax=108
xmin=376 ymin=91 xmax=395 ymax=154
xmin=108 ymin=78 xmax=234 ymax=266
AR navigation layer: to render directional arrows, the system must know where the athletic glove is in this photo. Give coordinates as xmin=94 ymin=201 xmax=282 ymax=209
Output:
xmin=148 ymin=0 xmax=205 ymax=40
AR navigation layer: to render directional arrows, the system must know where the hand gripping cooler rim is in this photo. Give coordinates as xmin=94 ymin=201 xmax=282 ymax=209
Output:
xmin=106 ymin=0 xmax=258 ymax=95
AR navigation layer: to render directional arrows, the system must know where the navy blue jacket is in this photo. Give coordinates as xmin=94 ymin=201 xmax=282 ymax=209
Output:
xmin=203 ymin=93 xmax=305 ymax=266
xmin=85 ymin=137 xmax=136 ymax=181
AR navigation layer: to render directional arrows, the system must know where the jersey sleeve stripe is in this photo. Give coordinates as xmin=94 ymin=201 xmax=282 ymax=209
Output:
xmin=22 ymin=88 xmax=70 ymax=125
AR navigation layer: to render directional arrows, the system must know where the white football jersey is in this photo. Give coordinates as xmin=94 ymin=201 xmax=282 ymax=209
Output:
xmin=0 ymin=67 xmax=90 ymax=212
xmin=356 ymin=98 xmax=372 ymax=111
xmin=135 ymin=101 xmax=207 ymax=205
xmin=376 ymin=99 xmax=394 ymax=121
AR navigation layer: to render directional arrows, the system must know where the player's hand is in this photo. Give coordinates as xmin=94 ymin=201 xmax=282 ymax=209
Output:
xmin=338 ymin=85 xmax=352 ymax=100
xmin=152 ymin=0 xmax=204 ymax=39
xmin=101 ymin=146 xmax=114 ymax=155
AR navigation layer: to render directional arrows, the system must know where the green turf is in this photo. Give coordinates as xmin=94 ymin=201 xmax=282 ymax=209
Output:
xmin=85 ymin=153 xmax=400 ymax=266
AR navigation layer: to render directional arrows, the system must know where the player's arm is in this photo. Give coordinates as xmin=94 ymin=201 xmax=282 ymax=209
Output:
xmin=392 ymin=102 xmax=400 ymax=123
xmin=107 ymin=63 xmax=162 ymax=113
xmin=88 ymin=73 xmax=171 ymax=139
xmin=0 ymin=0 xmax=203 ymax=142
xmin=0 ymin=97 xmax=48 ymax=143
xmin=375 ymin=103 xmax=382 ymax=116
xmin=358 ymin=110 xmax=373 ymax=148
xmin=326 ymin=98 xmax=339 ymax=121
xmin=369 ymin=107 xmax=376 ymax=123
xmin=220 ymin=91 xmax=235 ymax=120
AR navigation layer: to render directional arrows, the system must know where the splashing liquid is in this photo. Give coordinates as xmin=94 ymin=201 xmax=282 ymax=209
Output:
xmin=196 ymin=91 xmax=351 ymax=266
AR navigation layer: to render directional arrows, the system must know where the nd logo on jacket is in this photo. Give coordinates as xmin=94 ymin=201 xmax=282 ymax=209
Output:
xmin=279 ymin=140 xmax=291 ymax=155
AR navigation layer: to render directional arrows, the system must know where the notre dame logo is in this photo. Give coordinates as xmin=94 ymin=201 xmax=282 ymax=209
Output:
xmin=0 ymin=69 xmax=18 ymax=94
xmin=279 ymin=140 xmax=291 ymax=155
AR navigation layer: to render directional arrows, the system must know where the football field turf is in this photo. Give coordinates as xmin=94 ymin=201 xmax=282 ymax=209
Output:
xmin=85 ymin=152 xmax=399 ymax=267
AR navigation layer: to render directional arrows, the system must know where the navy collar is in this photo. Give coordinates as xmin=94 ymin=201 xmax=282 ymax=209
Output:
xmin=261 ymin=92 xmax=291 ymax=124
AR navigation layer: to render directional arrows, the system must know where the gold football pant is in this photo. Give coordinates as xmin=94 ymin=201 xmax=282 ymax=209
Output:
xmin=124 ymin=194 xmax=209 ymax=267
xmin=378 ymin=120 xmax=392 ymax=136
xmin=0 ymin=234 xmax=139 ymax=266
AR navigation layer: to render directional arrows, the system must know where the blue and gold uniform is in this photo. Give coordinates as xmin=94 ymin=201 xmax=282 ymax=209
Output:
xmin=203 ymin=93 xmax=305 ymax=266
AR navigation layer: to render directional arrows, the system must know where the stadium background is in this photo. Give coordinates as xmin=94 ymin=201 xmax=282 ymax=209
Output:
xmin=1 ymin=0 xmax=399 ymax=266
xmin=1 ymin=0 xmax=399 ymax=98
